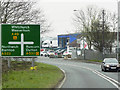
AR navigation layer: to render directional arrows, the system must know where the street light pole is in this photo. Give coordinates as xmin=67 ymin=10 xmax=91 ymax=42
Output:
xmin=117 ymin=1 xmax=120 ymax=61
xmin=102 ymin=10 xmax=105 ymax=59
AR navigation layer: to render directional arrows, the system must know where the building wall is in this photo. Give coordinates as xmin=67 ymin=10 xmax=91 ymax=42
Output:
xmin=58 ymin=33 xmax=80 ymax=48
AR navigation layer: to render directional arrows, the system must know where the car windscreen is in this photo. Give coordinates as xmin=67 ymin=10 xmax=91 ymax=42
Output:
xmin=105 ymin=59 xmax=118 ymax=63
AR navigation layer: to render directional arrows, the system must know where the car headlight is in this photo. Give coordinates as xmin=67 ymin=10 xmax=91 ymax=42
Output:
xmin=117 ymin=64 xmax=120 ymax=67
xmin=106 ymin=65 xmax=110 ymax=67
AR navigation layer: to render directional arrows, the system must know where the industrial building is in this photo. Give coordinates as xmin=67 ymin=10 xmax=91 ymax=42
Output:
xmin=58 ymin=33 xmax=83 ymax=49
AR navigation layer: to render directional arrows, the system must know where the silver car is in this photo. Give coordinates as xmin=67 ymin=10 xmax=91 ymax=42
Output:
xmin=101 ymin=58 xmax=120 ymax=72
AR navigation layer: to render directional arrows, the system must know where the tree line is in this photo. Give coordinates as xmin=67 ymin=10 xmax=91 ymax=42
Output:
xmin=73 ymin=6 xmax=117 ymax=53
xmin=0 ymin=0 xmax=51 ymax=34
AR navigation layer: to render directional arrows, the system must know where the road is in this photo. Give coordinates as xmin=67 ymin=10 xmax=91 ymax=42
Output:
xmin=36 ymin=57 xmax=120 ymax=89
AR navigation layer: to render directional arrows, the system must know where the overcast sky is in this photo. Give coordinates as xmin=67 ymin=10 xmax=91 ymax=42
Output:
xmin=35 ymin=0 xmax=118 ymax=37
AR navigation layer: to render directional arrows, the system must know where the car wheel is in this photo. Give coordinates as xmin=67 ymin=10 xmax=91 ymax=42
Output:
xmin=101 ymin=66 xmax=103 ymax=71
xmin=104 ymin=67 xmax=107 ymax=72
xmin=101 ymin=68 xmax=104 ymax=71
xmin=117 ymin=68 xmax=120 ymax=72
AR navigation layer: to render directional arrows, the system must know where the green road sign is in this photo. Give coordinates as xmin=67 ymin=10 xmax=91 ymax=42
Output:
xmin=1 ymin=24 xmax=40 ymax=57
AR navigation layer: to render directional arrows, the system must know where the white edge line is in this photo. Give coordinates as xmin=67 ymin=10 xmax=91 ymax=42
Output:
xmin=57 ymin=68 xmax=66 ymax=88
xmin=70 ymin=64 xmax=119 ymax=89
xmin=81 ymin=66 xmax=119 ymax=88
xmin=93 ymin=70 xmax=119 ymax=88
xmin=94 ymin=70 xmax=120 ymax=85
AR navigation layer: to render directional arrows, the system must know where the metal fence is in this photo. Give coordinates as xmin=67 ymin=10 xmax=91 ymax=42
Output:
xmin=72 ymin=49 xmax=117 ymax=60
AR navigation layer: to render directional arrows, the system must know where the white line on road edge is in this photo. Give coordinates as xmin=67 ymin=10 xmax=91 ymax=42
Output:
xmin=70 ymin=64 xmax=120 ymax=89
xmin=93 ymin=70 xmax=119 ymax=88
xmin=56 ymin=68 xmax=66 ymax=88
xmin=94 ymin=70 xmax=120 ymax=86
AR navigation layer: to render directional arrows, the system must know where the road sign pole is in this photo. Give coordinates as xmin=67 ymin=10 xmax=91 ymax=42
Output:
xmin=8 ymin=58 xmax=11 ymax=68
xmin=83 ymin=40 xmax=85 ymax=60
xmin=32 ymin=58 xmax=35 ymax=67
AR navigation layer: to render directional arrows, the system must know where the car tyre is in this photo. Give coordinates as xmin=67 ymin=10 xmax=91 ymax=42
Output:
xmin=101 ymin=66 xmax=104 ymax=71
xmin=104 ymin=67 xmax=107 ymax=72
xmin=117 ymin=68 xmax=120 ymax=72
xmin=101 ymin=68 xmax=104 ymax=71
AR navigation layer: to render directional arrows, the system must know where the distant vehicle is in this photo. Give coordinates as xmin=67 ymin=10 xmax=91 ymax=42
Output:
xmin=101 ymin=58 xmax=120 ymax=72
xmin=42 ymin=40 xmax=58 ymax=48
xmin=48 ymin=50 xmax=55 ymax=58
xmin=40 ymin=51 xmax=48 ymax=57
xmin=63 ymin=50 xmax=72 ymax=58
xmin=55 ymin=49 xmax=66 ymax=58
xmin=40 ymin=48 xmax=46 ymax=52
xmin=55 ymin=49 xmax=61 ymax=53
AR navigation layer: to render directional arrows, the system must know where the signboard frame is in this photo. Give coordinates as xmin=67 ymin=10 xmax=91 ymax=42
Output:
xmin=0 ymin=24 xmax=40 ymax=57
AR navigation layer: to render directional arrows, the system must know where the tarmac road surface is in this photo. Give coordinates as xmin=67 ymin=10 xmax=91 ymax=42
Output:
xmin=37 ymin=57 xmax=120 ymax=89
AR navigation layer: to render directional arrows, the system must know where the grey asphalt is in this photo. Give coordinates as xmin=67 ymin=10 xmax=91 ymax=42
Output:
xmin=36 ymin=57 xmax=119 ymax=88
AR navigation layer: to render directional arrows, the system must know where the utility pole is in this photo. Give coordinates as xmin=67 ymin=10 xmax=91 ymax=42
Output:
xmin=117 ymin=1 xmax=120 ymax=61
xmin=102 ymin=10 xmax=105 ymax=59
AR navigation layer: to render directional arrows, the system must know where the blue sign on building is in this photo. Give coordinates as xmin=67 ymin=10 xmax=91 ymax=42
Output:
xmin=58 ymin=33 xmax=81 ymax=48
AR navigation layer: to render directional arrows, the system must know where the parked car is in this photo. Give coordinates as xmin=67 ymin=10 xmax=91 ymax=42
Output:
xmin=48 ymin=50 xmax=55 ymax=58
xmin=60 ymin=49 xmax=66 ymax=54
xmin=63 ymin=50 xmax=72 ymax=58
xmin=40 ymin=51 xmax=48 ymax=57
xmin=101 ymin=58 xmax=120 ymax=72
xmin=55 ymin=49 xmax=61 ymax=53
xmin=57 ymin=49 xmax=66 ymax=58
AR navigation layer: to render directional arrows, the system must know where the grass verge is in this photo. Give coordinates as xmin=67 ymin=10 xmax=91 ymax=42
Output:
xmin=87 ymin=60 xmax=103 ymax=62
xmin=2 ymin=60 xmax=63 ymax=88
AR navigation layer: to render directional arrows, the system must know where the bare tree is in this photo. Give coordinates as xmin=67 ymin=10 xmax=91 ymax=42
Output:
xmin=73 ymin=7 xmax=100 ymax=50
xmin=73 ymin=6 xmax=117 ymax=53
xmin=0 ymin=0 xmax=51 ymax=34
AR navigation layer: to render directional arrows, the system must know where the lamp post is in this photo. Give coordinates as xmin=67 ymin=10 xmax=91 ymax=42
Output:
xmin=102 ymin=9 xmax=105 ymax=60
xmin=74 ymin=9 xmax=86 ymax=60
xmin=117 ymin=1 xmax=120 ymax=61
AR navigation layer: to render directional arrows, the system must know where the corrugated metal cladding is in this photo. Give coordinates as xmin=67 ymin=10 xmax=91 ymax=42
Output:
xmin=58 ymin=33 xmax=80 ymax=48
